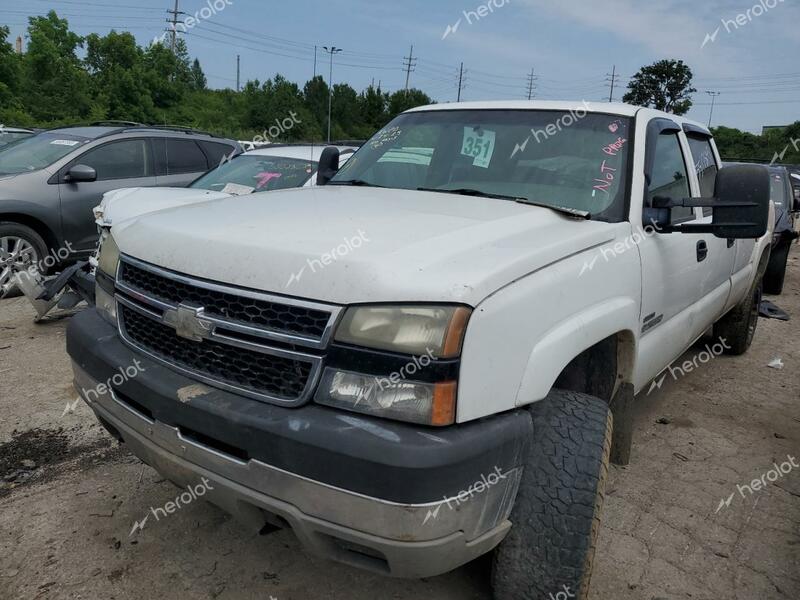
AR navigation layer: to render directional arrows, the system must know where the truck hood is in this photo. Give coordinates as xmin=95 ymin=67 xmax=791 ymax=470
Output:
xmin=112 ymin=186 xmax=617 ymax=306
xmin=97 ymin=187 xmax=231 ymax=227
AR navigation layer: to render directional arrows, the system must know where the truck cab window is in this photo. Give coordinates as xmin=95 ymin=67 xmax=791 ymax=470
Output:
xmin=648 ymin=132 xmax=693 ymax=223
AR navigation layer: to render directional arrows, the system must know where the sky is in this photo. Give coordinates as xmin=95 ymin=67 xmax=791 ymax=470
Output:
xmin=2 ymin=0 xmax=799 ymax=133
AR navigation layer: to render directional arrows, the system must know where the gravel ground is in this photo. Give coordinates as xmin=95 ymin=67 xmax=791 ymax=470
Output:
xmin=0 ymin=255 xmax=798 ymax=600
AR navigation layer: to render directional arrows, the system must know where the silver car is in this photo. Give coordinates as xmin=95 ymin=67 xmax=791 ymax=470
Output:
xmin=0 ymin=123 xmax=241 ymax=295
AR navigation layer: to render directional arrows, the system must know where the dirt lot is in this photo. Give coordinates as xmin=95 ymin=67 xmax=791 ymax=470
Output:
xmin=1 ymin=256 xmax=798 ymax=600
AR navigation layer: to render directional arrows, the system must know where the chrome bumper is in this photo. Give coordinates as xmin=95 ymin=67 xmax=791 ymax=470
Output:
xmin=73 ymin=362 xmax=519 ymax=577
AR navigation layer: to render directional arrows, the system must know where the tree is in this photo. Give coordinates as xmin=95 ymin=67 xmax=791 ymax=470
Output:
xmin=85 ymin=31 xmax=154 ymax=122
xmin=190 ymin=58 xmax=207 ymax=90
xmin=22 ymin=11 xmax=91 ymax=122
xmin=623 ymin=59 xmax=696 ymax=115
xmin=387 ymin=89 xmax=432 ymax=118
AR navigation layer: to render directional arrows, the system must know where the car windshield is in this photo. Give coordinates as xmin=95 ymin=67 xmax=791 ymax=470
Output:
xmin=0 ymin=131 xmax=33 ymax=149
xmin=191 ymin=154 xmax=317 ymax=194
xmin=0 ymin=132 xmax=90 ymax=175
xmin=331 ymin=109 xmax=633 ymax=219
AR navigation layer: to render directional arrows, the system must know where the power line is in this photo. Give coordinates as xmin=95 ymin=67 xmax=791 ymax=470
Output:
xmin=166 ymin=0 xmax=184 ymax=52
xmin=525 ymin=68 xmax=537 ymax=100
xmin=606 ymin=65 xmax=620 ymax=102
xmin=402 ymin=45 xmax=417 ymax=93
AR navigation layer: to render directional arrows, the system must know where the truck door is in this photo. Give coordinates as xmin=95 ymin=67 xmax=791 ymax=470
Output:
xmin=634 ymin=120 xmax=728 ymax=388
xmin=684 ymin=130 xmax=737 ymax=317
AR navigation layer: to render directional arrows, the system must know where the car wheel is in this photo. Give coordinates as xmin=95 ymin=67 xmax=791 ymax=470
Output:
xmin=491 ymin=389 xmax=612 ymax=600
xmin=0 ymin=222 xmax=48 ymax=298
xmin=714 ymin=279 xmax=762 ymax=356
xmin=763 ymin=241 xmax=790 ymax=295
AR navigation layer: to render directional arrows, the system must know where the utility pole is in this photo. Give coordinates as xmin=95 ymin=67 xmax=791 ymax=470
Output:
xmin=457 ymin=62 xmax=464 ymax=102
xmin=322 ymin=46 xmax=342 ymax=143
xmin=236 ymin=54 xmax=240 ymax=92
xmin=706 ymin=91 xmax=721 ymax=127
xmin=402 ymin=45 xmax=417 ymax=94
xmin=606 ymin=65 xmax=620 ymax=102
xmin=167 ymin=0 xmax=184 ymax=52
xmin=525 ymin=68 xmax=537 ymax=100
xmin=313 ymin=45 xmax=317 ymax=78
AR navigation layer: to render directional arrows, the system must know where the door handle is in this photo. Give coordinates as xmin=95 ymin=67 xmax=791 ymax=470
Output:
xmin=697 ymin=240 xmax=708 ymax=262
xmin=727 ymin=238 xmax=735 ymax=248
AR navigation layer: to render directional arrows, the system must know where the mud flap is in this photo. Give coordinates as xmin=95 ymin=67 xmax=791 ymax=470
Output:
xmin=609 ymin=382 xmax=634 ymax=466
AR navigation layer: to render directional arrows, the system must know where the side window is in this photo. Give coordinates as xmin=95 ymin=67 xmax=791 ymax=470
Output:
xmin=686 ymin=135 xmax=718 ymax=216
xmin=76 ymin=139 xmax=150 ymax=181
xmin=165 ymin=139 xmax=209 ymax=174
xmin=198 ymin=141 xmax=236 ymax=167
xmin=648 ymin=132 xmax=693 ymax=223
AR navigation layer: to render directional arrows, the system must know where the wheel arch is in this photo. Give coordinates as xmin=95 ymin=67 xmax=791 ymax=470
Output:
xmin=0 ymin=212 xmax=60 ymax=251
xmin=514 ymin=297 xmax=639 ymax=406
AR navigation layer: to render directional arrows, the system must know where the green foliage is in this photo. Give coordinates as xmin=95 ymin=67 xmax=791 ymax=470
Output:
xmin=2 ymin=10 xmax=433 ymax=142
xmin=713 ymin=123 xmax=800 ymax=163
xmin=623 ymin=59 xmax=696 ymax=116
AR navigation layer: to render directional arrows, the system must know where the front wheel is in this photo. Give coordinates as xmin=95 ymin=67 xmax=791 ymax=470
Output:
xmin=0 ymin=222 xmax=48 ymax=298
xmin=491 ymin=389 xmax=612 ymax=600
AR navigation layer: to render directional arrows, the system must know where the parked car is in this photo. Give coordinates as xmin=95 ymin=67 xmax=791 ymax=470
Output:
xmin=725 ymin=163 xmax=798 ymax=294
xmin=67 ymin=101 xmax=772 ymax=600
xmin=0 ymin=124 xmax=241 ymax=296
xmin=94 ymin=144 xmax=358 ymax=228
xmin=0 ymin=126 xmax=34 ymax=149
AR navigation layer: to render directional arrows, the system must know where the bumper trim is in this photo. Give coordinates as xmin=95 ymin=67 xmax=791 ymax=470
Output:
xmin=75 ymin=362 xmax=517 ymax=577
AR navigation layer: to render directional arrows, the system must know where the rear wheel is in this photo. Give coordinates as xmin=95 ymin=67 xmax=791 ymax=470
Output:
xmin=491 ymin=389 xmax=612 ymax=600
xmin=763 ymin=242 xmax=790 ymax=295
xmin=0 ymin=222 xmax=48 ymax=298
xmin=714 ymin=280 xmax=762 ymax=355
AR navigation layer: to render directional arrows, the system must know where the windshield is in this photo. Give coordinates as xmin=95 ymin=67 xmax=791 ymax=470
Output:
xmin=191 ymin=155 xmax=317 ymax=194
xmin=332 ymin=109 xmax=632 ymax=219
xmin=0 ymin=131 xmax=33 ymax=149
xmin=0 ymin=132 xmax=90 ymax=174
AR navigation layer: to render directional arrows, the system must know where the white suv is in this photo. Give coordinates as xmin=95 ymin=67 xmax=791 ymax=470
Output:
xmin=67 ymin=101 xmax=771 ymax=599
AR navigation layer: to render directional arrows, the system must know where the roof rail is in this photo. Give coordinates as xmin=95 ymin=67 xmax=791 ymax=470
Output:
xmin=122 ymin=124 xmax=219 ymax=138
xmin=89 ymin=120 xmax=143 ymax=127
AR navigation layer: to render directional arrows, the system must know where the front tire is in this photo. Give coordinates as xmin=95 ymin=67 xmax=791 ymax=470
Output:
xmin=0 ymin=222 xmax=48 ymax=298
xmin=491 ymin=389 xmax=612 ymax=600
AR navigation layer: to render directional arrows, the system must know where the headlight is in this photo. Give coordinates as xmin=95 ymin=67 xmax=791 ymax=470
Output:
xmin=314 ymin=368 xmax=457 ymax=426
xmin=95 ymin=234 xmax=119 ymax=325
xmin=334 ymin=305 xmax=471 ymax=358
xmin=97 ymin=233 xmax=120 ymax=277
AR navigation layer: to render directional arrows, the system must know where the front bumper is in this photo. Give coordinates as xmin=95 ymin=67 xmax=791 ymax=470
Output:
xmin=67 ymin=308 xmax=531 ymax=578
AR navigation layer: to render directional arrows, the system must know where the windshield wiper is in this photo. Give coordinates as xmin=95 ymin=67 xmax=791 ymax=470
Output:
xmin=417 ymin=187 xmax=590 ymax=219
xmin=417 ymin=187 xmax=524 ymax=201
xmin=328 ymin=179 xmax=385 ymax=187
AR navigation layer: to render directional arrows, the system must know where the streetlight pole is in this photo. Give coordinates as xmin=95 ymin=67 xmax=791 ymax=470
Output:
xmin=323 ymin=46 xmax=342 ymax=143
xmin=705 ymin=91 xmax=721 ymax=127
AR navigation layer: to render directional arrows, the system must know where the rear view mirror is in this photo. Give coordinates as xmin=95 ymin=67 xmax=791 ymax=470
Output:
xmin=316 ymin=147 xmax=340 ymax=186
xmin=67 ymin=164 xmax=97 ymax=183
xmin=649 ymin=164 xmax=770 ymax=239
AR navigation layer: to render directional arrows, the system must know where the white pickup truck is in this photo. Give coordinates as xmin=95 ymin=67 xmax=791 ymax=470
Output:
xmin=66 ymin=101 xmax=772 ymax=599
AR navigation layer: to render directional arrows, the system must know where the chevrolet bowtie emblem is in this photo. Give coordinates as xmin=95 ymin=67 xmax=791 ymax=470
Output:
xmin=163 ymin=304 xmax=213 ymax=342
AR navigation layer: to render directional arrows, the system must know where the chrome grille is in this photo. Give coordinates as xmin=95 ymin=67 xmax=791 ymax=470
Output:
xmin=114 ymin=256 xmax=341 ymax=405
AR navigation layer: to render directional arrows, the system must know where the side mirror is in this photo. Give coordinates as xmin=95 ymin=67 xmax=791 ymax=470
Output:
xmin=66 ymin=164 xmax=97 ymax=183
xmin=316 ymin=147 xmax=340 ymax=186
xmin=646 ymin=165 xmax=770 ymax=239
xmin=792 ymin=185 xmax=800 ymax=212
